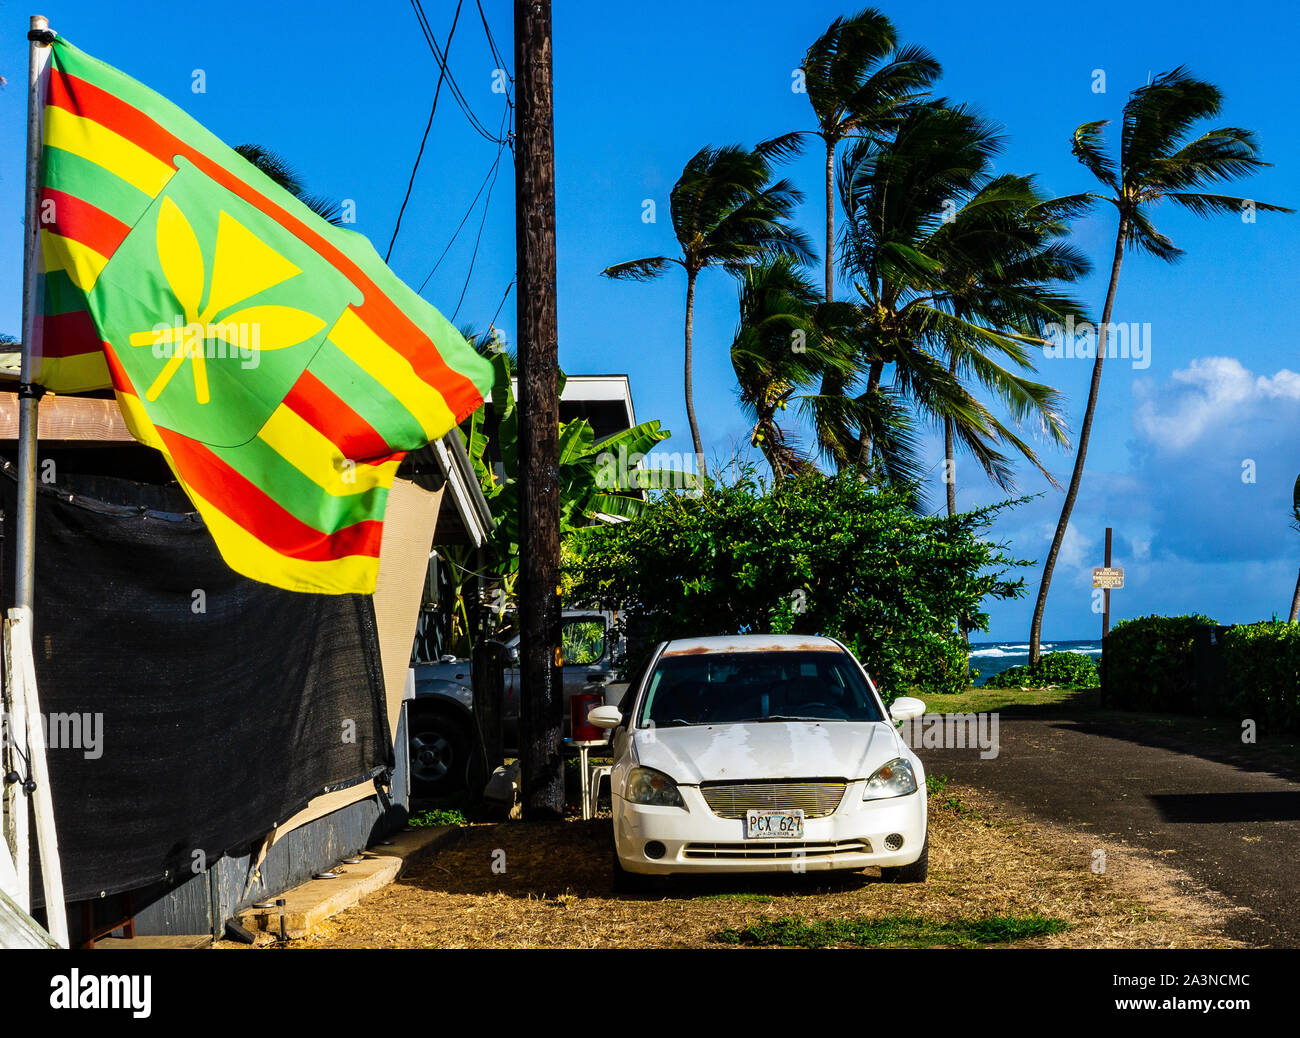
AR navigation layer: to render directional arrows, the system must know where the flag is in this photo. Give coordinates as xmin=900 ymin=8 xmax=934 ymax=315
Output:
xmin=33 ymin=36 xmax=493 ymax=594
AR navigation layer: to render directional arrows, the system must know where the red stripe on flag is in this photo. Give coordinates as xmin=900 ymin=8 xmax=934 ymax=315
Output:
xmin=48 ymin=68 xmax=483 ymax=424
xmin=154 ymin=426 xmax=383 ymax=563
xmin=40 ymin=309 xmax=102 ymax=358
xmin=47 ymin=69 xmax=181 ymax=174
xmin=282 ymin=370 xmax=392 ymax=462
xmin=40 ymin=187 xmax=131 ymax=258
xmin=102 ymin=341 xmax=134 ymax=395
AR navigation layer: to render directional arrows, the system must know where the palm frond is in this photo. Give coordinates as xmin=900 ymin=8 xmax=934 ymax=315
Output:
xmin=601 ymin=256 xmax=675 ymax=281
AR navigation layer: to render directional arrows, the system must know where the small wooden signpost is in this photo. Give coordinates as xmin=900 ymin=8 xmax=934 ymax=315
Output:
xmin=1092 ymin=527 xmax=1124 ymax=640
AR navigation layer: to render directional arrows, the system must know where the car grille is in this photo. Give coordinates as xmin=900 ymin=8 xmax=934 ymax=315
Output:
xmin=682 ymin=839 xmax=870 ymax=860
xmin=699 ymin=780 xmax=847 ymax=819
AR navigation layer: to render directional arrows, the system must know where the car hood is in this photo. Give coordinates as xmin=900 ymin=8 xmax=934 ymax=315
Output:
xmin=630 ymin=721 xmax=900 ymax=784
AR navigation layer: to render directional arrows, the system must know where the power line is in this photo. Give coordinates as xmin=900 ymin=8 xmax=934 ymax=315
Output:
xmin=410 ymin=0 xmax=505 ymax=145
xmin=451 ymin=134 xmax=506 ymax=322
xmin=386 ymin=0 xmax=464 ymax=262
xmin=488 ymin=278 xmax=515 ymax=330
xmin=417 ymin=146 xmax=503 ymax=294
xmin=475 ymin=0 xmax=513 ymax=106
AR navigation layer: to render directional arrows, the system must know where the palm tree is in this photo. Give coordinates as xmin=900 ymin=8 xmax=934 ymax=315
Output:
xmin=233 ymin=144 xmax=346 ymax=225
xmin=602 ymin=145 xmax=814 ymax=472
xmin=926 ymin=175 xmax=1091 ymax=514
xmin=729 ymin=256 xmax=856 ymax=481
xmin=762 ymin=7 xmax=940 ymax=302
xmin=1028 ymin=68 xmax=1292 ymax=663
xmin=758 ymin=10 xmax=940 ymax=480
xmin=833 ymin=102 xmax=1082 ymax=497
xmin=1289 ymin=475 xmax=1300 ymax=622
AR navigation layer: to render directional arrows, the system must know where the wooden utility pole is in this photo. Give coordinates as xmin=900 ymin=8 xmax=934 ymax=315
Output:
xmin=513 ymin=0 xmax=563 ymax=818
xmin=1102 ymin=526 xmax=1112 ymax=640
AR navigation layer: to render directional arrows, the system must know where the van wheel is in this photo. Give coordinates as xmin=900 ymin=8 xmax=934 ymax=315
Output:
xmin=409 ymin=706 xmax=472 ymax=798
xmin=880 ymin=836 xmax=929 ymax=883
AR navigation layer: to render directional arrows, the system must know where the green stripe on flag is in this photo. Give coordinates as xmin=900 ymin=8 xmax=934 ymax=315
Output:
xmin=308 ymin=340 xmax=430 ymax=449
xmin=205 ymin=433 xmax=390 ymax=535
xmin=42 ymin=145 xmax=153 ymax=227
xmin=41 ymin=270 xmax=91 ymax=316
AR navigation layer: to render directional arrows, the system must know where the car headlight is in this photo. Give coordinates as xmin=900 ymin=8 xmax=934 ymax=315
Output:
xmin=862 ymin=758 xmax=917 ymax=800
xmin=625 ymin=766 xmax=685 ymax=807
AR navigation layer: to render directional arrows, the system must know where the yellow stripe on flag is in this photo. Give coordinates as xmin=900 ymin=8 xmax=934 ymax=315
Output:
xmin=36 ymin=352 xmax=111 ymax=394
xmin=114 ymin=395 xmax=378 ymax=592
xmin=41 ymin=229 xmax=109 ymax=291
xmin=113 ymin=389 xmax=165 ymax=450
xmin=328 ymin=308 xmax=455 ymax=440
xmin=184 ymin=486 xmax=380 ymax=595
xmin=257 ymin=404 xmax=402 ymax=496
xmin=44 ymin=105 xmax=174 ymax=198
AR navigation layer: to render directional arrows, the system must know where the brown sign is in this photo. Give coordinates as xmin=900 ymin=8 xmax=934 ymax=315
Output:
xmin=1092 ymin=566 xmax=1125 ymax=589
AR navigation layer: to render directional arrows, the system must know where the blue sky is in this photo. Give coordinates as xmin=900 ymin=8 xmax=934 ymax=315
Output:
xmin=1 ymin=0 xmax=1297 ymax=640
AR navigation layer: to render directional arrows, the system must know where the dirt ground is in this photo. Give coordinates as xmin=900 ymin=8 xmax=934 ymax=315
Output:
xmin=285 ymin=783 xmax=1244 ymax=949
xmin=920 ymin=696 xmax=1300 ymax=946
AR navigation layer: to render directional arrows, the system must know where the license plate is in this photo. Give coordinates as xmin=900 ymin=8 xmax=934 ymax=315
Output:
xmin=745 ymin=809 xmax=805 ymax=839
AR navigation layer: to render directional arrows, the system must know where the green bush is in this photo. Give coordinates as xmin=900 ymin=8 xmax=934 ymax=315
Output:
xmin=982 ymin=651 xmax=1099 ymax=688
xmin=1223 ymin=621 xmax=1300 ymax=732
xmin=562 ymin=470 xmax=1028 ymax=702
xmin=1102 ymin=614 xmax=1217 ymax=711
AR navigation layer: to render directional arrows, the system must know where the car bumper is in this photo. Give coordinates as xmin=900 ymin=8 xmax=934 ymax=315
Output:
xmin=612 ymin=783 xmax=927 ymax=875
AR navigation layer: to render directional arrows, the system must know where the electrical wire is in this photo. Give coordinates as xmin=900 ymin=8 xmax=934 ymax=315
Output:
xmin=410 ymin=0 xmax=506 ymax=145
xmin=450 ymin=146 xmax=504 ymax=322
xmin=386 ymin=0 xmax=464 ymax=262
xmin=487 ymin=278 xmax=515 ymax=330
xmin=475 ymin=0 xmax=513 ymax=106
xmin=417 ymin=147 xmax=503 ymax=293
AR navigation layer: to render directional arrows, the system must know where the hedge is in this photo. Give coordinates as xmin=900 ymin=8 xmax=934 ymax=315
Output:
xmin=982 ymin=651 xmax=1099 ymax=689
xmin=1102 ymin=614 xmax=1217 ymax=712
xmin=1223 ymin=622 xmax=1300 ymax=733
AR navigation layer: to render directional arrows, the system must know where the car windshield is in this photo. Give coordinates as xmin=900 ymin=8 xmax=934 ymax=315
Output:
xmin=637 ymin=650 xmax=885 ymax=727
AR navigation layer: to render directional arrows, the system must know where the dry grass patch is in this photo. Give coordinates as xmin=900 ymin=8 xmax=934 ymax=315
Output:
xmin=287 ymin=782 xmax=1241 ymax=949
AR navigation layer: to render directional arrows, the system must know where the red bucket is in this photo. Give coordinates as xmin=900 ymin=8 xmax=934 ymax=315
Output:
xmin=570 ymin=691 xmax=605 ymax=742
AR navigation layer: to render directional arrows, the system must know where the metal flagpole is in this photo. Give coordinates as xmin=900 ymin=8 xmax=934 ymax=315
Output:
xmin=5 ymin=13 xmax=68 ymax=948
xmin=18 ymin=24 xmax=51 ymax=609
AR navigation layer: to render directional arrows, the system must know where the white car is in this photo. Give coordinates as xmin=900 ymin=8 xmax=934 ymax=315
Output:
xmin=588 ymin=634 xmax=929 ymax=891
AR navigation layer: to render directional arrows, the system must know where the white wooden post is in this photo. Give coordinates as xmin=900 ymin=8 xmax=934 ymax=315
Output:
xmin=2 ymin=617 xmax=31 ymax=911
xmin=10 ymin=610 xmax=67 ymax=946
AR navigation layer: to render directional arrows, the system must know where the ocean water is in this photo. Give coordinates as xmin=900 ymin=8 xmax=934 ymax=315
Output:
xmin=966 ymin=639 xmax=1102 ymax=683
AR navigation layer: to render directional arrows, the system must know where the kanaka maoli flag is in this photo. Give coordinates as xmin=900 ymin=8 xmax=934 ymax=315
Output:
xmin=34 ymin=36 xmax=492 ymax=594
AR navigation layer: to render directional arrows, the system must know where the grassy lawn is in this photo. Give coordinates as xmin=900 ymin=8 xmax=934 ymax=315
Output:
xmin=717 ymin=913 xmax=1069 ymax=948
xmin=917 ymin=684 xmax=1083 ymax=714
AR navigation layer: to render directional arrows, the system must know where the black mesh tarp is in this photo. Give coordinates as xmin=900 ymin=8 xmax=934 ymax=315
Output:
xmin=1 ymin=459 xmax=393 ymax=903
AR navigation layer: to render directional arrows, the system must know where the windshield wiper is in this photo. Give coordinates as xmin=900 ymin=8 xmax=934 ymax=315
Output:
xmin=649 ymin=718 xmax=697 ymax=728
xmin=739 ymin=715 xmax=831 ymax=723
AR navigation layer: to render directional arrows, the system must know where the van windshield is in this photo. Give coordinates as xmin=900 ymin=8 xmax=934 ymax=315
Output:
xmin=637 ymin=650 xmax=884 ymax=727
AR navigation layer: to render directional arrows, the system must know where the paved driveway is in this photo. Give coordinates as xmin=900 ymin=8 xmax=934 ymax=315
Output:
xmin=917 ymin=701 xmax=1300 ymax=947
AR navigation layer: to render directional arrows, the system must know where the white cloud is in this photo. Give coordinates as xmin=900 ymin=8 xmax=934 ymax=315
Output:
xmin=1135 ymin=356 xmax=1300 ymax=451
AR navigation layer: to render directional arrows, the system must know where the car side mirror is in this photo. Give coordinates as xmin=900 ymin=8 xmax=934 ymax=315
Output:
xmin=889 ymin=696 xmax=926 ymax=722
xmin=587 ymin=705 xmax=623 ymax=729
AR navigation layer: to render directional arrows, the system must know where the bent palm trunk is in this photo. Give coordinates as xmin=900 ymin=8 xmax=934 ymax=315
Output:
xmin=1029 ymin=218 xmax=1128 ymax=664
